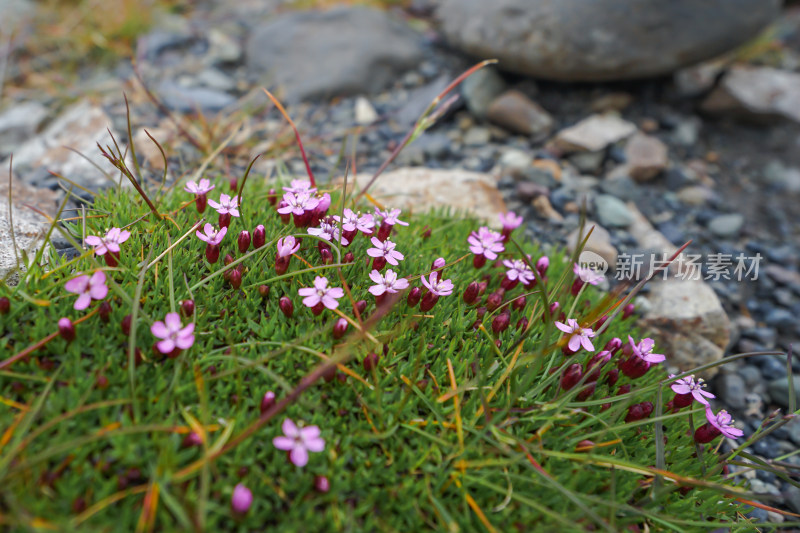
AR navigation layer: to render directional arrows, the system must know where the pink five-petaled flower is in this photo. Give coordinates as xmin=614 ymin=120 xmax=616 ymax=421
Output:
xmin=502 ymin=259 xmax=535 ymax=285
xmin=207 ymin=194 xmax=240 ymax=217
xmin=277 ymin=191 xmax=319 ymax=216
xmin=375 ymin=207 xmax=409 ymax=227
xmin=366 ymin=237 xmax=404 ymax=265
xmin=368 ymin=269 xmax=409 ymax=296
xmin=196 ymin=224 xmax=227 ymax=245
xmin=499 ymin=211 xmax=523 ymax=235
xmin=85 ymin=227 xmax=131 ymax=256
xmin=184 ymin=178 xmax=215 ymax=196
xmin=65 ymin=271 xmax=109 ymax=310
xmin=282 ymin=179 xmax=316 ymax=195
xmin=308 ymin=220 xmax=348 ymax=246
xmin=151 ymin=312 xmax=195 ymax=354
xmin=334 ymin=208 xmax=374 ymax=234
xmin=628 ymin=336 xmax=666 ymax=364
xmin=298 ymin=276 xmax=344 ymax=310
xmin=420 ymin=272 xmax=454 ymax=296
xmin=705 ymin=407 xmax=744 ymax=439
xmin=276 ymin=236 xmax=300 ymax=258
xmin=468 ymin=227 xmax=505 ymax=260
xmin=670 ymin=374 xmax=715 ymax=406
xmin=272 ymin=418 xmax=325 ymax=467
xmin=573 ymin=263 xmax=605 ymax=285
xmin=555 ymin=318 xmax=596 ymax=352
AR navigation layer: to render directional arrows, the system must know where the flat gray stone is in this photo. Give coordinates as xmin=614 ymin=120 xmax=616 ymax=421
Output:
xmin=594 ymin=194 xmax=633 ymax=228
xmin=0 ymin=101 xmax=49 ymax=158
xmin=702 ymin=66 xmax=800 ymax=124
xmin=708 ymin=213 xmax=744 ymax=238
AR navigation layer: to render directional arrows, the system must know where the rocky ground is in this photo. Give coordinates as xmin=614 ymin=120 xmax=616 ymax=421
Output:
xmin=1 ymin=0 xmax=799 ymax=524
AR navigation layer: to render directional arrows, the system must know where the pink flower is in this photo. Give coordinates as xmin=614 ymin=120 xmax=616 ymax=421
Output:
xmin=184 ymin=178 xmax=215 ymax=195
xmin=277 ymin=191 xmax=319 ymax=216
xmin=196 ymin=223 xmax=227 ymax=245
xmin=276 ymin=236 xmax=300 ymax=258
xmin=705 ymin=407 xmax=744 ymax=439
xmin=555 ymin=318 xmax=595 ymax=352
xmin=420 ymin=272 xmax=454 ymax=296
xmin=207 ymin=194 xmax=240 ymax=217
xmin=151 ymin=312 xmax=195 ymax=354
xmin=628 ymin=336 xmax=665 ymax=364
xmin=334 ymin=209 xmax=374 ymax=234
xmin=366 ymin=237 xmax=404 ymax=266
xmin=375 ymin=207 xmax=408 ymax=227
xmin=499 ymin=211 xmax=523 ymax=233
xmin=231 ymin=483 xmax=253 ymax=514
xmin=670 ymin=374 xmax=715 ymax=406
xmin=308 ymin=220 xmax=348 ymax=246
xmin=573 ymin=263 xmax=605 ymax=285
xmin=298 ymin=276 xmax=344 ymax=310
xmin=368 ymin=269 xmax=409 ymax=296
xmin=65 ymin=271 xmax=108 ymax=310
xmin=467 ymin=227 xmax=505 ymax=260
xmin=85 ymin=227 xmax=131 ymax=256
xmin=502 ymin=259 xmax=535 ymax=284
xmin=283 ymin=179 xmax=316 ymax=195
xmin=272 ymin=418 xmax=325 ymax=467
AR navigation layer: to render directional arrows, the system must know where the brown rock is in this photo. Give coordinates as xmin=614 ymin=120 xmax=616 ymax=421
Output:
xmin=554 ymin=114 xmax=637 ymax=153
xmin=624 ymin=132 xmax=669 ymax=181
xmin=531 ymin=195 xmax=563 ymax=222
xmin=701 ymin=66 xmax=800 ymax=124
xmin=486 ymin=90 xmax=553 ymax=137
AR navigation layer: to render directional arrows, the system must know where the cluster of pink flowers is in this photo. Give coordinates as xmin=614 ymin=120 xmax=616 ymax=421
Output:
xmin=86 ymin=227 xmax=131 ymax=267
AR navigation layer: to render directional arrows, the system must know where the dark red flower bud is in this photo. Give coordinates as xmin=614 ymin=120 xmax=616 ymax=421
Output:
xmin=595 ymin=315 xmax=609 ymax=330
xmin=561 ymin=364 xmax=583 ymax=391
xmin=419 ymin=292 xmax=439 ymax=312
xmin=363 ymin=352 xmax=379 ymax=371
xmin=95 ymin=374 xmax=109 ymax=389
xmin=58 ymin=317 xmax=75 ymax=342
xmin=693 ymin=423 xmax=721 ymax=444
xmin=98 ymin=301 xmax=112 ymax=322
xmin=267 ymin=189 xmax=277 ymax=206
xmin=320 ymin=248 xmax=333 ymax=265
xmin=463 ymin=282 xmax=479 ymax=305
xmin=421 ymin=225 xmax=432 ymax=239
xmin=605 ymin=368 xmax=619 ymax=387
xmin=332 ymin=317 xmax=348 ymax=339
xmin=121 ymin=314 xmax=132 ymax=336
xmin=237 ymin=231 xmax=251 ymax=253
xmin=431 ymin=257 xmax=446 ymax=281
xmin=516 ymin=316 xmax=529 ymax=331
xmin=219 ymin=212 xmax=231 ymax=229
xmin=260 ymin=391 xmax=276 ymax=414
xmin=672 ymin=392 xmax=693 ymax=409
xmin=617 ymin=384 xmax=631 ymax=396
xmin=104 ymin=251 xmax=119 ymax=267
xmin=620 ymin=356 xmax=651 ymax=379
xmin=407 ymin=287 xmax=422 ymax=308
xmin=181 ymin=299 xmax=195 ymax=317
xmin=224 ymin=253 xmax=235 ymax=267
xmin=253 ymin=225 xmax=266 ymax=249
xmin=258 ymin=285 xmax=270 ymax=298
xmin=536 ymin=256 xmax=549 ymax=276
xmin=279 ymin=297 xmax=293 ymax=318
xmin=604 ymin=337 xmax=623 ymax=354
xmin=343 ymin=251 xmax=355 ymax=263
xmin=314 ymin=475 xmax=330 ymax=493
xmin=355 ymin=300 xmax=367 ymax=315
xmin=577 ymin=381 xmax=596 ymax=401
xmin=571 ymin=278 xmax=585 ymax=296
xmin=622 ymin=303 xmax=636 ymax=319
xmin=228 ymin=269 xmax=242 ymax=289
xmin=182 ymin=432 xmax=203 ymax=448
xmin=476 ymin=306 xmax=487 ymax=319
xmin=585 ymin=350 xmax=613 ymax=381
xmin=512 ymin=295 xmax=526 ymax=311
xmin=0 ymin=296 xmax=9 ymax=314
xmin=195 ymin=193 xmax=207 ymax=213
xmin=229 ymin=178 xmax=238 ymax=192
xmin=205 ymin=244 xmax=220 ymax=264
xmin=277 ymin=201 xmax=290 ymax=224
xmin=486 ymin=291 xmax=503 ymax=312
xmin=310 ymin=302 xmax=324 ymax=316
xmin=473 ymin=254 xmax=487 ymax=269
xmin=293 ymin=211 xmax=311 ymax=228
xmin=500 ymin=276 xmax=519 ymax=291
xmin=377 ymin=223 xmax=392 ymax=242
xmin=492 ymin=312 xmax=510 ymax=334
xmin=625 ymin=402 xmax=653 ymax=423
xmin=549 ymin=301 xmax=560 ymax=315
xmin=477 ymin=281 xmax=488 ymax=296
xmin=372 ymin=256 xmax=387 ymax=271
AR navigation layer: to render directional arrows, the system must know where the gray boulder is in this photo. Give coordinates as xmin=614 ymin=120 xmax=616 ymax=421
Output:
xmin=437 ymin=0 xmax=780 ymax=81
xmin=246 ymin=7 xmax=425 ymax=101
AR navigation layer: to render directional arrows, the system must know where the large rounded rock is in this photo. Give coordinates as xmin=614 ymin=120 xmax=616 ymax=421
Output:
xmin=437 ymin=0 xmax=781 ymax=81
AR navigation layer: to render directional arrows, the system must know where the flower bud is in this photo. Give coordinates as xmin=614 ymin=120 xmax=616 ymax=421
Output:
xmin=320 ymin=248 xmax=333 ymax=265
xmin=96 ymin=374 xmax=109 ymax=389
xmin=104 ymin=251 xmax=119 ymax=268
xmin=219 ymin=212 xmax=231 ymax=229
xmin=419 ymin=292 xmax=439 ymax=312
xmin=549 ymin=301 xmax=560 ymax=315
xmin=363 ymin=352 xmax=379 ymax=371
xmin=258 ymin=285 xmax=270 ymax=298
xmin=121 ymin=314 xmax=132 ymax=336
xmin=231 ymin=483 xmax=253 ymax=515
xmin=181 ymin=299 xmax=195 ymax=317
xmin=536 ymin=256 xmax=549 ymax=276
xmin=585 ymin=350 xmax=613 ymax=382
xmin=512 ymin=295 xmax=526 ymax=311
xmin=58 ymin=317 xmax=75 ymax=342
xmin=237 ymin=230 xmax=251 ymax=253
xmin=205 ymin=244 xmax=220 ymax=264
xmin=253 ymin=225 xmax=266 ymax=249
xmin=267 ymin=188 xmax=277 ymax=206
xmin=228 ymin=269 xmax=242 ymax=289
xmin=310 ymin=302 xmax=324 ymax=316
xmin=620 ymin=356 xmax=650 ymax=379
xmin=560 ymin=363 xmax=582 ymax=391
xmin=277 ymin=201 xmax=290 ymax=224
xmin=229 ymin=178 xmax=238 ymax=192
xmin=0 ymin=296 xmax=9 ymax=314
xmin=486 ymin=291 xmax=503 ymax=312
xmin=477 ymin=281 xmax=488 ymax=296
xmin=421 ymin=225 xmax=432 ymax=239
xmin=693 ymin=423 xmax=721 ymax=444
xmin=463 ymin=282 xmax=479 ymax=305
xmin=472 ymin=254 xmax=487 ymax=269
xmin=595 ymin=315 xmax=609 ymax=330
xmin=622 ymin=303 xmax=635 ymax=319
xmin=195 ymin=193 xmax=207 ymax=213
xmin=224 ymin=253 xmax=235 ymax=267
xmin=279 ymin=296 xmax=294 ymax=318
xmin=372 ymin=256 xmax=387 ymax=271
xmin=577 ymin=381 xmax=596 ymax=401
xmin=260 ymin=391 xmax=276 ymax=414
xmin=407 ymin=287 xmax=421 ymax=308
xmin=182 ymin=432 xmax=202 ymax=448
xmin=604 ymin=337 xmax=622 ymax=354
xmin=617 ymin=384 xmax=631 ymax=396
xmin=672 ymin=392 xmax=693 ymax=409
xmin=314 ymin=475 xmax=330 ymax=493
xmin=332 ymin=317 xmax=349 ymax=339
xmin=355 ymin=300 xmax=368 ymax=316
xmin=431 ymin=257 xmax=446 ymax=280
xmin=98 ymin=301 xmax=112 ymax=322
xmin=516 ymin=316 xmax=529 ymax=331
xmin=604 ymin=368 xmax=619 ymax=387
xmin=625 ymin=402 xmax=653 ymax=423
xmin=377 ymin=223 xmax=392 ymax=242
xmin=343 ymin=251 xmax=355 ymax=263
xmin=491 ymin=312 xmax=510 ymax=334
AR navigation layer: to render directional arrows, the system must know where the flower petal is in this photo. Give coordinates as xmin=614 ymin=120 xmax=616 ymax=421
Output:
xmin=151 ymin=321 xmax=168 ymax=339
xmin=290 ymin=446 xmax=309 ymax=467
xmin=304 ymin=437 xmax=325 ymax=453
xmin=282 ymin=418 xmax=299 ymax=438
xmin=157 ymin=338 xmax=175 ymax=354
xmin=165 ymin=312 xmax=182 ymax=331
xmin=74 ymin=293 xmax=92 ymax=310
xmin=273 ymin=436 xmax=295 ymax=451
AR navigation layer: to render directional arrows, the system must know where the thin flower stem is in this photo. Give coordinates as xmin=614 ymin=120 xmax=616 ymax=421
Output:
xmin=145 ymin=219 xmax=204 ymax=271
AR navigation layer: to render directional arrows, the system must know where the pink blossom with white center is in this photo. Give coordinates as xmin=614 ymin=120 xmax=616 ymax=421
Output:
xmin=502 ymin=259 xmax=535 ymax=284
xmin=308 ymin=220 xmax=348 ymax=246
xmin=375 ymin=207 xmax=408 ymax=226
xmin=704 ymin=407 xmax=743 ymax=439
xmin=85 ymin=227 xmax=131 ymax=256
xmin=573 ymin=263 xmax=605 ymax=285
xmin=184 ymin=178 xmax=215 ymax=195
xmin=334 ymin=209 xmax=374 ymax=234
xmin=272 ymin=418 xmax=325 ymax=467
xmin=282 ymin=179 xmax=317 ymax=195
xmin=368 ymin=269 xmax=410 ymax=296
xmin=195 ymin=224 xmax=227 ymax=245
xmin=628 ymin=336 xmax=665 ymax=364
xmin=499 ymin=211 xmax=523 ymax=232
xmin=276 ymin=236 xmax=300 ymax=258
xmin=298 ymin=276 xmax=345 ymax=309
xmin=555 ymin=318 xmax=596 ymax=352
xmin=277 ymin=191 xmax=319 ymax=216
xmin=150 ymin=312 xmax=195 ymax=354
xmin=670 ymin=374 xmax=715 ymax=406
xmin=207 ymin=194 xmax=240 ymax=217
xmin=420 ymin=272 xmax=454 ymax=296
xmin=366 ymin=237 xmax=404 ymax=265
xmin=65 ymin=271 xmax=109 ymax=310
xmin=467 ymin=227 xmax=505 ymax=260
